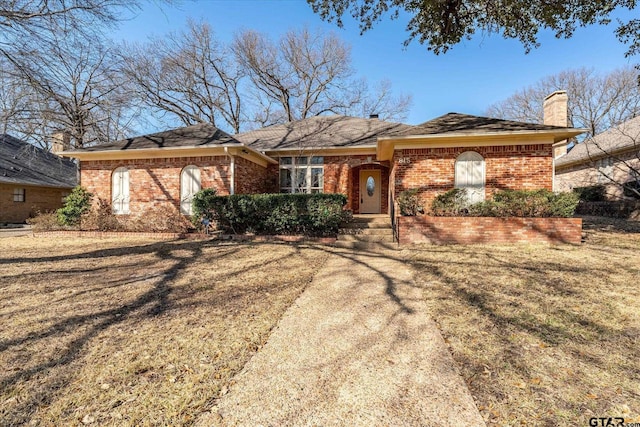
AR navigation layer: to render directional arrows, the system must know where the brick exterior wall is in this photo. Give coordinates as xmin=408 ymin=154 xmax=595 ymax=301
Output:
xmin=392 ymin=145 xmax=553 ymax=212
xmin=267 ymin=154 xmax=390 ymax=214
xmin=555 ymin=149 xmax=640 ymax=200
xmin=234 ymin=156 xmax=270 ymax=194
xmin=0 ymin=184 xmax=70 ymax=223
xmin=323 ymin=155 xmax=390 ymax=213
xmin=398 ymin=216 xmax=582 ymax=245
xmin=80 ymin=156 xmax=267 ymax=216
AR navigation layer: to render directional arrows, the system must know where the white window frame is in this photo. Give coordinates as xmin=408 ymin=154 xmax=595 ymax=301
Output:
xmin=180 ymin=165 xmax=201 ymax=215
xmin=279 ymin=156 xmax=324 ymax=193
xmin=112 ymin=167 xmax=130 ymax=215
xmin=454 ymin=151 xmax=486 ymax=204
xmin=13 ymin=188 xmax=25 ymax=202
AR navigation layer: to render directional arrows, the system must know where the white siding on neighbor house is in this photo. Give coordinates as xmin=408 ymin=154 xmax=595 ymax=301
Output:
xmin=180 ymin=165 xmax=201 ymax=215
xmin=112 ymin=167 xmax=130 ymax=214
xmin=455 ymin=151 xmax=485 ymax=203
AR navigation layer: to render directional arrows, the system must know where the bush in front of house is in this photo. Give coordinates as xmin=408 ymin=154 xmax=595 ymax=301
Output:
xmin=192 ymin=191 xmax=349 ymax=236
xmin=431 ymin=188 xmax=470 ymax=216
xmin=27 ymin=212 xmax=64 ymax=231
xmin=81 ymin=200 xmax=192 ymax=233
xmin=396 ymin=189 xmax=424 ymax=216
xmin=573 ymin=185 xmax=606 ymax=202
xmin=56 ymin=186 xmax=93 ymax=226
xmin=430 ymin=188 xmax=579 ymax=218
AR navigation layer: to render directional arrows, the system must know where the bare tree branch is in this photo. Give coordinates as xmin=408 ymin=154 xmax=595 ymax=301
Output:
xmin=486 ymin=66 xmax=640 ymax=139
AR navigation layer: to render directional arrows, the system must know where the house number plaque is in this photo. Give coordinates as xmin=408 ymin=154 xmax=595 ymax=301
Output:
xmin=398 ymin=157 xmax=411 ymax=164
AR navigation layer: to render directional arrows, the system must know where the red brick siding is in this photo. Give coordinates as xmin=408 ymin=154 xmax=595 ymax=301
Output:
xmin=0 ymin=184 xmax=71 ymax=222
xmin=234 ymin=156 xmax=269 ymax=194
xmin=398 ymin=216 xmax=582 ymax=245
xmin=392 ymin=145 xmax=553 ymax=211
xmin=80 ymin=156 xmax=233 ymax=216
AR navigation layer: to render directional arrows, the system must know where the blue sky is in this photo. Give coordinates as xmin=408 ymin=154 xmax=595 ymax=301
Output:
xmin=113 ymin=0 xmax=637 ymax=126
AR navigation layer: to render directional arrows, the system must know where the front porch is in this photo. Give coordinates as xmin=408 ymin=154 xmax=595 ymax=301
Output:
xmin=348 ymin=163 xmax=390 ymax=215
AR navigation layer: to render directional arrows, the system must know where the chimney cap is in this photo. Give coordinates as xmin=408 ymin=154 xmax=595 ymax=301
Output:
xmin=369 ymin=113 xmax=379 ymax=119
xmin=544 ymin=90 xmax=567 ymax=101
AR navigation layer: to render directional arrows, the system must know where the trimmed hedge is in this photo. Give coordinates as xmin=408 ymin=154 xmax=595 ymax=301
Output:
xmin=430 ymin=188 xmax=579 ymax=218
xmin=192 ymin=191 xmax=349 ymax=236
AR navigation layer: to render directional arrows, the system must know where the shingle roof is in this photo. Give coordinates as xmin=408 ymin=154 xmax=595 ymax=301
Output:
xmin=402 ymin=112 xmax=572 ymax=136
xmin=556 ymin=115 xmax=640 ymax=167
xmin=0 ymin=134 xmax=77 ymax=188
xmin=78 ymin=123 xmax=241 ymax=152
xmin=235 ymin=115 xmax=413 ymax=151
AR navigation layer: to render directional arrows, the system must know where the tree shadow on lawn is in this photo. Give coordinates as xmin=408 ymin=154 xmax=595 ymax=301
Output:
xmin=405 ymin=242 xmax=640 ymax=424
xmin=0 ymin=239 xmax=314 ymax=426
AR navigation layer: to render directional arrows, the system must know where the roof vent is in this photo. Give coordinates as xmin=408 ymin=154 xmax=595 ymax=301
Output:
xmin=369 ymin=114 xmax=379 ymax=120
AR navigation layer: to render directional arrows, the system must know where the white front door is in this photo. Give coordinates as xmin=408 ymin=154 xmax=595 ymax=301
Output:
xmin=359 ymin=170 xmax=381 ymax=214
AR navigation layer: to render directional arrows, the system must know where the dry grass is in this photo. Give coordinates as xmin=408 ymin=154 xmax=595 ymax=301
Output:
xmin=405 ymin=217 xmax=640 ymax=426
xmin=0 ymin=237 xmax=328 ymax=426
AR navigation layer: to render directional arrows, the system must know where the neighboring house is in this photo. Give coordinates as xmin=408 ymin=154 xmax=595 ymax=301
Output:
xmin=555 ymin=115 xmax=640 ymax=199
xmin=62 ymin=93 xmax=584 ymax=218
xmin=0 ymin=134 xmax=77 ymax=223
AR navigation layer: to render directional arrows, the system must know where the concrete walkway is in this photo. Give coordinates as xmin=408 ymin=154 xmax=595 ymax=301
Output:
xmin=198 ymin=246 xmax=485 ymax=427
xmin=0 ymin=224 xmax=32 ymax=238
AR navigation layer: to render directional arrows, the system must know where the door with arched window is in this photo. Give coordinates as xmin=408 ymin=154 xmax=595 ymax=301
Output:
xmin=180 ymin=165 xmax=201 ymax=215
xmin=359 ymin=170 xmax=381 ymax=214
xmin=112 ymin=167 xmax=130 ymax=214
xmin=455 ymin=151 xmax=485 ymax=203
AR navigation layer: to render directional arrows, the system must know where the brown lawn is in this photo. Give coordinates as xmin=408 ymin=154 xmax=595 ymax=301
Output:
xmin=0 ymin=237 xmax=328 ymax=426
xmin=2 ymin=217 xmax=639 ymax=427
xmin=405 ymin=216 xmax=640 ymax=426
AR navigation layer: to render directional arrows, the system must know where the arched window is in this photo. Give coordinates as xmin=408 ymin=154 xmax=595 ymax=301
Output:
xmin=180 ymin=165 xmax=201 ymax=215
xmin=455 ymin=151 xmax=485 ymax=203
xmin=112 ymin=167 xmax=130 ymax=214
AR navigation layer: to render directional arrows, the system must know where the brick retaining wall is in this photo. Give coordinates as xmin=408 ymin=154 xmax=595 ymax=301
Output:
xmin=397 ymin=216 xmax=582 ymax=245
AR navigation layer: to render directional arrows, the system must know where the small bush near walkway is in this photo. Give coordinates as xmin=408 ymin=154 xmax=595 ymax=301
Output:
xmin=193 ymin=191 xmax=349 ymax=236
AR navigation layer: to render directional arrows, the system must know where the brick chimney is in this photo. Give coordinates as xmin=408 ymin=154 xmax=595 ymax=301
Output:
xmin=51 ymin=131 xmax=71 ymax=156
xmin=543 ymin=91 xmax=569 ymax=158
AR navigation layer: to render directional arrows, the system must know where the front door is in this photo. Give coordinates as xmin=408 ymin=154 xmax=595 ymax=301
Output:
xmin=359 ymin=170 xmax=381 ymax=214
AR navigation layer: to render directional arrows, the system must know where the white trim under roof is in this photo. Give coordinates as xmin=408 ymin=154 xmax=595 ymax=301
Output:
xmin=261 ymin=145 xmax=377 ymax=157
xmin=376 ymin=128 xmax=587 ymax=161
xmin=62 ymin=144 xmax=277 ymax=168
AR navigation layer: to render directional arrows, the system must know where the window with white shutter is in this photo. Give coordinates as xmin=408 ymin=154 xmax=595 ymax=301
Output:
xmin=112 ymin=167 xmax=130 ymax=214
xmin=180 ymin=165 xmax=201 ymax=215
xmin=455 ymin=151 xmax=485 ymax=203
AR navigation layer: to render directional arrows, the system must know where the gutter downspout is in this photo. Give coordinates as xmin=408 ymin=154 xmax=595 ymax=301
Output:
xmin=224 ymin=147 xmax=235 ymax=195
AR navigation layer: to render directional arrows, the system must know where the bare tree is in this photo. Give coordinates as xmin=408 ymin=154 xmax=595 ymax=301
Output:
xmin=121 ymin=20 xmax=245 ymax=133
xmin=5 ymin=31 xmax=140 ymax=148
xmin=485 ymin=67 xmax=640 ymax=138
xmin=0 ymin=0 xmax=143 ymax=60
xmin=234 ymin=27 xmax=411 ymax=126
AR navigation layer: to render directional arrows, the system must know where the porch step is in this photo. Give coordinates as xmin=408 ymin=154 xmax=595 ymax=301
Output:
xmin=337 ymin=233 xmax=395 ymax=243
xmin=337 ymin=215 xmax=395 ymax=246
xmin=333 ymin=240 xmax=399 ymax=251
xmin=338 ymin=227 xmax=392 ymax=235
xmin=342 ymin=215 xmax=392 ymax=229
